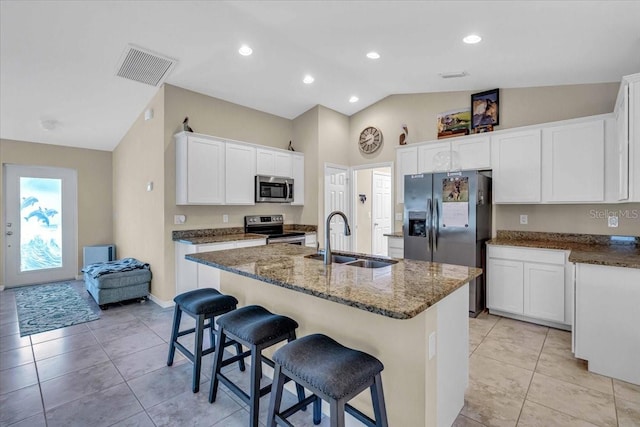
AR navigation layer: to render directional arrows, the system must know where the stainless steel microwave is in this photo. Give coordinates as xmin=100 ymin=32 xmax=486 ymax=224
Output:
xmin=255 ymin=175 xmax=294 ymax=203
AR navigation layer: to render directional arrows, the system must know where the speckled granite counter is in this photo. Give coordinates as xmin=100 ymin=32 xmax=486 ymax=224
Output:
xmin=172 ymin=225 xmax=316 ymax=245
xmin=488 ymin=231 xmax=640 ymax=269
xmin=383 ymin=231 xmax=403 ymax=238
xmin=186 ymin=243 xmax=481 ymax=319
xmin=174 ymin=233 xmax=266 ymax=245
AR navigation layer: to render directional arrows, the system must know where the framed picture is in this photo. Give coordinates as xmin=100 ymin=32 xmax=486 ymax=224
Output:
xmin=471 ymin=88 xmax=499 ymax=130
xmin=437 ymin=107 xmax=471 ymax=139
xmin=472 ymin=125 xmax=493 ymax=134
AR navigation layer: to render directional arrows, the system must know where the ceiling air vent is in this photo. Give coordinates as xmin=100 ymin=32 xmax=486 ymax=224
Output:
xmin=439 ymin=71 xmax=468 ymax=79
xmin=115 ymin=44 xmax=177 ymax=87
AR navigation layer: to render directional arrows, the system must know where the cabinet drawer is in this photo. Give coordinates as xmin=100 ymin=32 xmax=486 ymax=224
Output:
xmin=236 ymin=239 xmax=266 ymax=248
xmin=488 ymin=245 xmax=565 ymax=265
xmin=388 ymin=236 xmax=404 ymax=249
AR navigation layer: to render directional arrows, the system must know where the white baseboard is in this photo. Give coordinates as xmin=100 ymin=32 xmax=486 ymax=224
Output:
xmin=148 ymin=293 xmax=174 ymax=308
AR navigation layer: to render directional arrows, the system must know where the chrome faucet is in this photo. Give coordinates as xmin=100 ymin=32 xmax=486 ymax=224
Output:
xmin=324 ymin=210 xmax=351 ymax=265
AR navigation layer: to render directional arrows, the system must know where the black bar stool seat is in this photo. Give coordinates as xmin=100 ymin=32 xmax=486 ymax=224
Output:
xmin=167 ymin=288 xmax=244 ymax=393
xmin=209 ymin=305 xmax=305 ymax=427
xmin=267 ymin=333 xmax=389 ymax=427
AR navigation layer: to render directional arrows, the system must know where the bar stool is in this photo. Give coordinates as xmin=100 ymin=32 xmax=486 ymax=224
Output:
xmin=267 ymin=333 xmax=389 ymax=427
xmin=209 ymin=305 xmax=306 ymax=427
xmin=167 ymin=288 xmax=245 ymax=393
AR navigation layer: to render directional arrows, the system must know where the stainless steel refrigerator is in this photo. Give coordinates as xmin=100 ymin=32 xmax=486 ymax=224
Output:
xmin=404 ymin=171 xmax=491 ymax=317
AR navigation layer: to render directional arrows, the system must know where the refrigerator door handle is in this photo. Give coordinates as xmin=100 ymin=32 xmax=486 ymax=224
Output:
xmin=427 ymin=198 xmax=433 ymax=249
xmin=434 ymin=199 xmax=439 ymax=250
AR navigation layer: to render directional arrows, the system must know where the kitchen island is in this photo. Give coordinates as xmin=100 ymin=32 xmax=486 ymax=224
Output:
xmin=186 ymin=244 xmax=481 ymax=427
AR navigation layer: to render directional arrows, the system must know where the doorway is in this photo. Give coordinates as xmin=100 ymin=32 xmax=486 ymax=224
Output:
xmin=353 ymin=164 xmax=393 ymax=256
xmin=3 ymin=164 xmax=78 ymax=287
xmin=324 ymin=164 xmax=351 ymax=251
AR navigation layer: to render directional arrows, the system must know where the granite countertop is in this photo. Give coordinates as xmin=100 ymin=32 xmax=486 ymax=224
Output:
xmin=488 ymin=231 xmax=640 ymax=269
xmin=383 ymin=231 xmax=403 ymax=238
xmin=186 ymin=244 xmax=481 ymax=320
xmin=173 ymin=225 xmax=317 ymax=245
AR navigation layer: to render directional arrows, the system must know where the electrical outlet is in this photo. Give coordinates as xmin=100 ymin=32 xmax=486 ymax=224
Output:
xmin=520 ymin=214 xmax=528 ymax=225
xmin=223 ymin=214 xmax=229 ymax=223
xmin=608 ymin=215 xmax=619 ymax=228
xmin=174 ymin=215 xmax=186 ymax=225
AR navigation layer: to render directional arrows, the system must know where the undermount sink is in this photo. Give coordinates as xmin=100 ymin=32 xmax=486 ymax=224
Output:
xmin=304 ymin=253 xmax=358 ymax=264
xmin=344 ymin=259 xmax=397 ymax=269
xmin=305 ymin=253 xmax=397 ymax=269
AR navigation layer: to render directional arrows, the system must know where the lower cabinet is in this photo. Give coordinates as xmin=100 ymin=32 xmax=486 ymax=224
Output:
xmin=175 ymin=238 xmax=266 ymax=296
xmin=487 ymin=245 xmax=571 ymax=327
xmin=387 ymin=236 xmax=404 ymax=259
xmin=304 ymin=233 xmax=317 ymax=248
xmin=574 ymin=263 xmax=640 ymax=385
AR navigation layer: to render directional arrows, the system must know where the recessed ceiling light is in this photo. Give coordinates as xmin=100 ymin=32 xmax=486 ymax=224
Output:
xmin=349 ymin=96 xmax=359 ymax=103
xmin=40 ymin=119 xmax=59 ymax=131
xmin=303 ymin=75 xmax=314 ymax=84
xmin=463 ymin=34 xmax=482 ymax=44
xmin=366 ymin=52 xmax=380 ymax=59
xmin=238 ymin=45 xmax=253 ymax=56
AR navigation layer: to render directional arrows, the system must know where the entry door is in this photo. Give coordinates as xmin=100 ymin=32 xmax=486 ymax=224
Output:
xmin=4 ymin=165 xmax=78 ymax=287
xmin=324 ymin=165 xmax=350 ymax=251
xmin=372 ymin=171 xmax=391 ymax=256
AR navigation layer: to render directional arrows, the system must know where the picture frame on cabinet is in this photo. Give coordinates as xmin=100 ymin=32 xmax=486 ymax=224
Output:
xmin=472 ymin=124 xmax=493 ymax=134
xmin=471 ymin=88 xmax=499 ymax=129
xmin=437 ymin=107 xmax=471 ymax=139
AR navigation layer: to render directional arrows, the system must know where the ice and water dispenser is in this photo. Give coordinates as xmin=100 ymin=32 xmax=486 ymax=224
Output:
xmin=407 ymin=211 xmax=427 ymax=237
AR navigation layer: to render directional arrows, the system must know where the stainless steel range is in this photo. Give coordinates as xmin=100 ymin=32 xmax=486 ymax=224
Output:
xmin=244 ymin=215 xmax=306 ymax=245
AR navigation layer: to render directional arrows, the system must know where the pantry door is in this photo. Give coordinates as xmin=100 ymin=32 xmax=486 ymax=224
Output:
xmin=3 ymin=164 xmax=78 ymax=287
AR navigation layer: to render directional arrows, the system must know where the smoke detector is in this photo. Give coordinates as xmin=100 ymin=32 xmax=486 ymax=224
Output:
xmin=115 ymin=44 xmax=177 ymax=87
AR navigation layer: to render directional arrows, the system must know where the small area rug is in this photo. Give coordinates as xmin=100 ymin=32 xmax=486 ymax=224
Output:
xmin=15 ymin=283 xmax=100 ymax=337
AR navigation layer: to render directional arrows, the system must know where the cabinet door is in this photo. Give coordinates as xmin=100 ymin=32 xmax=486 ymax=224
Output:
xmin=542 ymin=120 xmax=605 ymax=202
xmin=182 ymin=136 xmax=225 ymax=204
xmin=225 ymin=143 xmax=256 ymax=204
xmin=256 ymin=148 xmax=275 ymax=175
xmin=523 ymin=262 xmax=565 ymax=322
xmin=455 ymin=136 xmax=491 ymax=170
xmin=291 ymin=154 xmax=305 ymax=205
xmin=274 ymin=152 xmax=292 ymax=177
xmin=492 ymin=130 xmax=541 ymax=203
xmin=616 ymin=85 xmax=630 ymax=201
xmin=396 ymin=146 xmax=418 ymax=203
xmin=418 ymin=142 xmax=451 ymax=173
xmin=487 ymin=258 xmax=524 ymax=314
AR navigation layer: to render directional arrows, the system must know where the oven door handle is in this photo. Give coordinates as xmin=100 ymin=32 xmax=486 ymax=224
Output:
xmin=284 ymin=179 xmax=290 ymax=201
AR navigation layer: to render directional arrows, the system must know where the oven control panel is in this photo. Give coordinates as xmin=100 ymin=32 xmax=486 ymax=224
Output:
xmin=245 ymin=215 xmax=284 ymax=225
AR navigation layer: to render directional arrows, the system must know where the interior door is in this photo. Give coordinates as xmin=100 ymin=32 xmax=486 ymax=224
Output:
xmin=372 ymin=171 xmax=391 ymax=256
xmin=324 ymin=165 xmax=350 ymax=251
xmin=3 ymin=164 xmax=78 ymax=287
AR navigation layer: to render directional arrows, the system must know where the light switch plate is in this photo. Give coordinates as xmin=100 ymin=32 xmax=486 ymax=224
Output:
xmin=395 ymin=213 xmax=403 ymax=221
xmin=174 ymin=215 xmax=186 ymax=225
xmin=608 ymin=215 xmax=619 ymax=228
xmin=223 ymin=214 xmax=229 ymax=223
xmin=520 ymin=214 xmax=528 ymax=225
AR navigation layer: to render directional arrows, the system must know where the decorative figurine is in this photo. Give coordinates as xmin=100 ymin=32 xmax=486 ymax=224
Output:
xmin=288 ymin=140 xmax=295 ymax=151
xmin=399 ymin=124 xmax=408 ymax=145
xmin=182 ymin=117 xmax=194 ymax=133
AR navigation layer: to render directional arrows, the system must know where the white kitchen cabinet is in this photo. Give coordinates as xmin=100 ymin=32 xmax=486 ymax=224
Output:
xmin=614 ymin=73 xmax=640 ymax=202
xmin=387 ymin=235 xmax=404 ymax=259
xmin=176 ymin=134 xmax=225 ymax=205
xmin=487 ymin=245 xmax=571 ymax=328
xmin=256 ymin=148 xmax=292 ymax=177
xmin=491 ymin=129 xmax=542 ymax=203
xmin=574 ymin=263 xmax=640 ymax=384
xmin=175 ymin=238 xmax=266 ymax=296
xmin=304 ymin=233 xmax=317 ymax=248
xmin=395 ymin=146 xmax=418 ymax=203
xmin=225 ymin=142 xmax=256 ymax=205
xmin=542 ymin=119 xmax=605 ymax=202
xmin=454 ymin=136 xmax=491 ymax=170
xmin=291 ymin=153 xmax=305 ymax=205
xmin=418 ymin=141 xmax=450 ymax=173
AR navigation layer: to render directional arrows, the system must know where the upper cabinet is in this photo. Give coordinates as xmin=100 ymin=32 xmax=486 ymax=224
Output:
xmin=225 ymin=142 xmax=256 ymax=205
xmin=176 ymin=132 xmax=304 ymax=206
xmin=396 ymin=146 xmax=418 ymax=203
xmin=615 ymin=73 xmax=640 ymax=202
xmin=541 ymin=119 xmax=605 ymax=203
xmin=491 ymin=129 xmax=542 ymax=203
xmin=256 ymin=148 xmax=293 ymax=177
xmin=176 ymin=134 xmax=225 ymax=205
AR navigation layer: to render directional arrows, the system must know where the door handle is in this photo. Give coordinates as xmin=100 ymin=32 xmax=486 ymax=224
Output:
xmin=6 ymin=231 xmax=13 ymax=236
xmin=434 ymin=201 xmax=439 ymax=250
xmin=374 ymin=223 xmax=379 ymax=226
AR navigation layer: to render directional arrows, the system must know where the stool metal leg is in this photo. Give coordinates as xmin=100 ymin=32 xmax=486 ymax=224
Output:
xmin=192 ymin=313 xmax=205 ymax=393
xmin=266 ymin=364 xmax=285 ymax=427
xmin=209 ymin=327 xmax=226 ymax=403
xmin=371 ymin=374 xmax=388 ymax=427
xmin=330 ymin=399 xmax=345 ymax=427
xmin=249 ymin=345 xmax=261 ymax=427
xmin=235 ymin=341 xmax=246 ymax=371
xmin=167 ymin=305 xmax=182 ymax=366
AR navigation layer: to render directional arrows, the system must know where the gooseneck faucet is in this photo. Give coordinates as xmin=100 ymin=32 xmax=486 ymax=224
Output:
xmin=324 ymin=210 xmax=351 ymax=265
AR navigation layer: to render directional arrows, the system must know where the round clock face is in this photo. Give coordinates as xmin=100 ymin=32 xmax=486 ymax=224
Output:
xmin=359 ymin=126 xmax=383 ymax=154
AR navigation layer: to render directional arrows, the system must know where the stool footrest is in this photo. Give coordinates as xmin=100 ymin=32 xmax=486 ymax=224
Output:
xmin=345 ymin=403 xmax=377 ymax=427
xmin=277 ymin=394 xmax=317 ymax=419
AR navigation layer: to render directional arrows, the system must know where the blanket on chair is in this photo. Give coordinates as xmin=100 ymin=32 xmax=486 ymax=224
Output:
xmin=82 ymin=257 xmax=150 ymax=279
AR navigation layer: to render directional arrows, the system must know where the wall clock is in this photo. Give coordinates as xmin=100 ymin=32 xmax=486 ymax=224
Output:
xmin=359 ymin=126 xmax=383 ymax=154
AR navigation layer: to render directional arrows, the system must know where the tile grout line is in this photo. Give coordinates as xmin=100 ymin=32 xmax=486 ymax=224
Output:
xmin=513 ymin=326 xmax=549 ymax=426
xmin=28 ymin=332 xmax=49 ymax=427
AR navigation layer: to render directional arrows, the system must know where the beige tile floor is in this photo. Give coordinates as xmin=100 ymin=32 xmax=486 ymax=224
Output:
xmin=455 ymin=312 xmax=640 ymax=427
xmin=1 ymin=282 xmax=639 ymax=426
